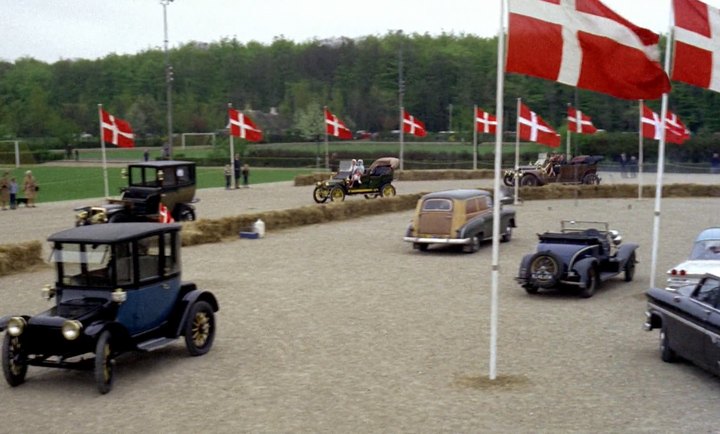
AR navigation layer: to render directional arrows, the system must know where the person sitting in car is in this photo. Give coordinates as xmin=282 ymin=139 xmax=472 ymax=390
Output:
xmin=353 ymin=159 xmax=365 ymax=185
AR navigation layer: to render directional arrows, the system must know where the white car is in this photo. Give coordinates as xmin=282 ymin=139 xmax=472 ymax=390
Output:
xmin=666 ymin=227 xmax=720 ymax=290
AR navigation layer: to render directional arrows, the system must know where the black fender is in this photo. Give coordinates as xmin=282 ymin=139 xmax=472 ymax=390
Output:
xmin=170 ymin=288 xmax=219 ymax=338
xmin=615 ymin=243 xmax=639 ymax=266
xmin=84 ymin=321 xmax=132 ymax=350
xmin=458 ymin=215 xmax=489 ymax=239
xmin=573 ymin=257 xmax=598 ymax=287
xmin=517 ymin=253 xmax=535 ymax=280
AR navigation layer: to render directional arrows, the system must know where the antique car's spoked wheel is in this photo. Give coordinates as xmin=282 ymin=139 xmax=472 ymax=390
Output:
xmin=579 ymin=267 xmax=598 ymax=298
xmin=94 ymin=330 xmax=115 ymax=394
xmin=503 ymin=172 xmax=515 ymax=187
xmin=660 ymin=328 xmax=677 ymax=363
xmin=185 ymin=301 xmax=216 ymax=356
xmin=329 ymin=186 xmax=346 ymax=202
xmin=520 ymin=175 xmax=539 ymax=186
xmin=176 ymin=204 xmax=196 ymax=221
xmin=2 ymin=334 xmax=28 ymax=387
xmin=624 ymin=252 xmax=636 ymax=282
xmin=582 ymin=173 xmax=600 ymax=185
xmin=380 ymin=184 xmax=396 ymax=197
xmin=528 ymin=253 xmax=561 ymax=288
xmin=313 ymin=186 xmax=329 ymax=203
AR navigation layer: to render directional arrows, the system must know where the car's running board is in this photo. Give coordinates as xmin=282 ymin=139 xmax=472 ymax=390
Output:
xmin=598 ymin=271 xmax=619 ymax=282
xmin=137 ymin=337 xmax=177 ymax=352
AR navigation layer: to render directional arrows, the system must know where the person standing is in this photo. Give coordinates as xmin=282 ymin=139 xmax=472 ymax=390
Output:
xmin=23 ymin=170 xmax=37 ymax=207
xmin=711 ymin=152 xmax=720 ymax=174
xmin=0 ymin=172 xmax=9 ymax=210
xmin=9 ymin=177 xmax=18 ymax=209
xmin=619 ymin=152 xmax=628 ymax=178
xmin=233 ymin=154 xmax=241 ymax=189
xmin=223 ymin=164 xmax=232 ymax=189
xmin=241 ymin=163 xmax=250 ymax=188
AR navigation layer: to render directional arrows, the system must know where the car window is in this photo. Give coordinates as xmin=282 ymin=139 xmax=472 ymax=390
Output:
xmin=466 ymin=199 xmax=478 ymax=214
xmin=422 ymin=198 xmax=452 ymax=211
xmin=52 ymin=243 xmax=113 ymax=287
xmin=176 ymin=166 xmax=191 ymax=185
xmin=114 ymin=242 xmax=134 ymax=286
xmin=164 ymin=232 xmax=179 ymax=275
xmin=689 ymin=240 xmax=720 ymax=260
xmin=137 ymin=236 xmax=161 ymax=282
xmin=162 ymin=168 xmax=177 ymax=187
xmin=693 ymin=279 xmax=720 ymax=307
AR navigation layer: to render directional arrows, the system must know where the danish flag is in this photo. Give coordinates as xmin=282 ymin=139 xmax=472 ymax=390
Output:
xmin=402 ymin=110 xmax=427 ymax=137
xmin=475 ymin=107 xmax=498 ymax=134
xmin=324 ymin=108 xmax=353 ymax=139
xmin=100 ymin=109 xmax=134 ymax=148
xmin=567 ymin=106 xmax=598 ymax=134
xmin=641 ymin=104 xmax=690 ymax=145
xmin=672 ymin=0 xmax=720 ymax=92
xmin=158 ymin=203 xmax=174 ymax=223
xmin=507 ymin=0 xmax=671 ymax=100
xmin=228 ymin=109 xmax=263 ymax=142
xmin=518 ymin=103 xmax=561 ymax=148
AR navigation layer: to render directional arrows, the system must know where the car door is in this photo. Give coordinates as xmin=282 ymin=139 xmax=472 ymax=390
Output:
xmin=701 ymin=285 xmax=720 ymax=374
xmin=673 ymin=279 xmax=718 ymax=366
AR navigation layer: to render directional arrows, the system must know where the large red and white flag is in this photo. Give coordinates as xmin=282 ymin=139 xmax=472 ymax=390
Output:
xmin=100 ymin=109 xmax=134 ymax=148
xmin=324 ymin=108 xmax=353 ymax=139
xmin=672 ymin=0 xmax=720 ymax=92
xmin=228 ymin=109 xmax=263 ymax=142
xmin=518 ymin=103 xmax=561 ymax=148
xmin=567 ymin=106 xmax=598 ymax=134
xmin=641 ymin=104 xmax=690 ymax=145
xmin=475 ymin=107 xmax=498 ymax=134
xmin=402 ymin=110 xmax=427 ymax=137
xmin=506 ymin=0 xmax=671 ymax=100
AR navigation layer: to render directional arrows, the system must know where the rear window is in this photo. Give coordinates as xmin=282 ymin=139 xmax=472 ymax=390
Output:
xmin=421 ymin=198 xmax=452 ymax=211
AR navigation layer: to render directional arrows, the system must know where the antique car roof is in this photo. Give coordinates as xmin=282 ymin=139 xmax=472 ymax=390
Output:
xmin=695 ymin=227 xmax=720 ymax=241
xmin=49 ymin=223 xmax=181 ymax=244
xmin=128 ymin=160 xmax=195 ymax=168
xmin=368 ymin=157 xmax=399 ymax=171
xmin=421 ymin=189 xmax=491 ymax=200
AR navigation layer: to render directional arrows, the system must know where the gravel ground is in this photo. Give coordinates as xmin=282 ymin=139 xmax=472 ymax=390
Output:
xmin=0 ymin=171 xmax=719 ymax=432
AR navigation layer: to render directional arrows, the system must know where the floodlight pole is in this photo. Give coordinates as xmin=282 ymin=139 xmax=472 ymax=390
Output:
xmin=161 ymin=0 xmax=174 ymax=159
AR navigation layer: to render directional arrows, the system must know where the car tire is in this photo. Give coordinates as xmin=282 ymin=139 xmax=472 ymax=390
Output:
xmin=94 ymin=330 xmax=115 ymax=395
xmin=501 ymin=225 xmax=512 ymax=243
xmin=624 ymin=252 xmax=636 ymax=282
xmin=2 ymin=333 xmax=27 ymax=387
xmin=523 ymin=285 xmax=539 ymax=295
xmin=528 ymin=252 xmax=562 ymax=288
xmin=108 ymin=213 xmax=127 ymax=223
xmin=660 ymin=328 xmax=677 ymax=363
xmin=582 ymin=173 xmax=600 ymax=185
xmin=579 ymin=266 xmax=598 ymax=298
xmin=329 ymin=186 xmax=345 ymax=202
xmin=364 ymin=194 xmax=379 ymax=199
xmin=413 ymin=242 xmax=428 ymax=252
xmin=184 ymin=301 xmax=216 ymax=357
xmin=503 ymin=172 xmax=515 ymax=187
xmin=176 ymin=204 xmax=196 ymax=222
xmin=380 ymin=184 xmax=396 ymax=197
xmin=313 ymin=186 xmax=329 ymax=203
xmin=463 ymin=235 xmax=481 ymax=253
xmin=521 ymin=175 xmax=538 ymax=187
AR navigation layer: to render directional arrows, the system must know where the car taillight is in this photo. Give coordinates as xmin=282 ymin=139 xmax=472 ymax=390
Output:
xmin=680 ymin=269 xmax=686 ymax=276
xmin=670 ymin=269 xmax=677 ymax=275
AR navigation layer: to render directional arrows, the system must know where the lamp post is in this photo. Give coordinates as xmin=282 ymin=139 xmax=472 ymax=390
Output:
xmin=161 ymin=0 xmax=174 ymax=159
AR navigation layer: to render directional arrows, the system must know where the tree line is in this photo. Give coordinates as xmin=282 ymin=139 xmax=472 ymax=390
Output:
xmin=1 ymin=32 xmax=719 ymax=162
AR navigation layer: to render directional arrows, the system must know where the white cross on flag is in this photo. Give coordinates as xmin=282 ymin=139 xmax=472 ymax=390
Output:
xmin=324 ymin=108 xmax=353 ymax=139
xmin=158 ymin=203 xmax=175 ymax=223
xmin=475 ymin=107 xmax=497 ymax=134
xmin=672 ymin=0 xmax=720 ymax=92
xmin=402 ymin=110 xmax=427 ymax=137
xmin=567 ymin=106 xmax=598 ymax=134
xmin=518 ymin=103 xmax=560 ymax=148
xmin=228 ymin=109 xmax=263 ymax=142
xmin=641 ymin=104 xmax=690 ymax=145
xmin=507 ymin=0 xmax=671 ymax=100
xmin=100 ymin=109 xmax=134 ymax=148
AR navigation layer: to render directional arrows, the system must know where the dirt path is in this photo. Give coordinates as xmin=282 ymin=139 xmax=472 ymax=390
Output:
xmin=0 ymin=174 xmax=719 ymax=432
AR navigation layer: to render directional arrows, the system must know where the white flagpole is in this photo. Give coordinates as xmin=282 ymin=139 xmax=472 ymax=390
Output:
xmin=489 ymin=0 xmax=506 ymax=381
xmin=649 ymin=13 xmax=674 ymax=289
xmin=566 ymin=103 xmax=572 ymax=160
xmin=228 ymin=103 xmax=235 ymax=187
xmin=98 ymin=104 xmax=109 ymax=198
xmin=399 ymin=48 xmax=405 ymax=171
xmin=324 ymin=106 xmax=330 ymax=171
xmin=638 ymin=100 xmax=644 ymax=200
xmin=473 ymin=104 xmax=478 ymax=171
xmin=514 ymin=97 xmax=520 ymax=205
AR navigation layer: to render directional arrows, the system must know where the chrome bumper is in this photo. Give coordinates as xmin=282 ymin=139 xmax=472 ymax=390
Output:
xmin=403 ymin=236 xmax=471 ymax=245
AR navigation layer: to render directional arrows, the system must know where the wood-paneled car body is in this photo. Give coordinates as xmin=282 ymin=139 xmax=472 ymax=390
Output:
xmin=517 ymin=220 xmax=638 ymax=297
xmin=75 ymin=160 xmax=198 ymax=225
xmin=313 ymin=157 xmax=398 ymax=203
xmin=403 ymin=189 xmax=516 ymax=253
xmin=0 ymin=223 xmax=219 ymax=394
xmin=645 ymin=274 xmax=720 ymax=375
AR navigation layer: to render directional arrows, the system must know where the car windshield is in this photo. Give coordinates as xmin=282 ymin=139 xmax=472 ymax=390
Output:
xmin=129 ymin=166 xmax=160 ymax=187
xmin=422 ymin=198 xmax=453 ymax=211
xmin=51 ymin=243 xmax=114 ymax=288
xmin=689 ymin=239 xmax=720 ymax=260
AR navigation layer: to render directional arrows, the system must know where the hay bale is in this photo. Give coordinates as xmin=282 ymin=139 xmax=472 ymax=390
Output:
xmin=0 ymin=240 xmax=43 ymax=277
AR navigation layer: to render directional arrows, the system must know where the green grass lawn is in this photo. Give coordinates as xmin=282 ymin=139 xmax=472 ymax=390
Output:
xmin=0 ymin=165 xmax=315 ymax=203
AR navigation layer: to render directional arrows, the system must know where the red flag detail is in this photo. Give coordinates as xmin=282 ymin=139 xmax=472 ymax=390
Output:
xmin=100 ymin=109 xmax=134 ymax=148
xmin=228 ymin=109 xmax=263 ymax=142
xmin=324 ymin=108 xmax=353 ymax=139
xmin=507 ymin=0 xmax=671 ymax=100
xmin=641 ymin=104 xmax=690 ymax=145
xmin=158 ymin=203 xmax=174 ymax=223
xmin=402 ymin=110 xmax=427 ymax=137
xmin=518 ymin=103 xmax=561 ymax=148
xmin=672 ymin=0 xmax=720 ymax=92
xmin=475 ymin=107 xmax=498 ymax=134
xmin=567 ymin=106 xmax=598 ymax=134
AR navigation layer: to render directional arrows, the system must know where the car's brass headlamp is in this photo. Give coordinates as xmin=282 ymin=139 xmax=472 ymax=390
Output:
xmin=7 ymin=317 xmax=26 ymax=337
xmin=61 ymin=320 xmax=83 ymax=341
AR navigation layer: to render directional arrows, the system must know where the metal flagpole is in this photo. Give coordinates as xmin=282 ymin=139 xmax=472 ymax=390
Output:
xmin=638 ymin=100 xmax=644 ymax=200
xmin=324 ymin=106 xmax=330 ymax=171
xmin=473 ymin=104 xmax=478 ymax=171
xmin=98 ymin=104 xmax=109 ymax=198
xmin=489 ymin=0 xmax=506 ymax=381
xmin=399 ymin=48 xmax=405 ymax=171
xmin=649 ymin=13 xmax=674 ymax=289
xmin=514 ymin=97 xmax=520 ymax=205
xmin=228 ymin=103 xmax=235 ymax=187
xmin=566 ymin=102 xmax=572 ymax=161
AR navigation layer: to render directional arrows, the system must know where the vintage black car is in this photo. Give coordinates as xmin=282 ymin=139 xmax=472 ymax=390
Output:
xmin=75 ymin=160 xmax=198 ymax=225
xmin=403 ymin=189 xmax=516 ymax=253
xmin=645 ymin=274 xmax=720 ymax=375
xmin=313 ymin=157 xmax=398 ymax=203
xmin=0 ymin=223 xmax=218 ymax=394
xmin=517 ymin=220 xmax=638 ymax=297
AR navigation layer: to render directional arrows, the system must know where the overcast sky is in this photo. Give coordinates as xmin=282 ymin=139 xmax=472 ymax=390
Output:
xmin=1 ymin=0 xmax=713 ymax=63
